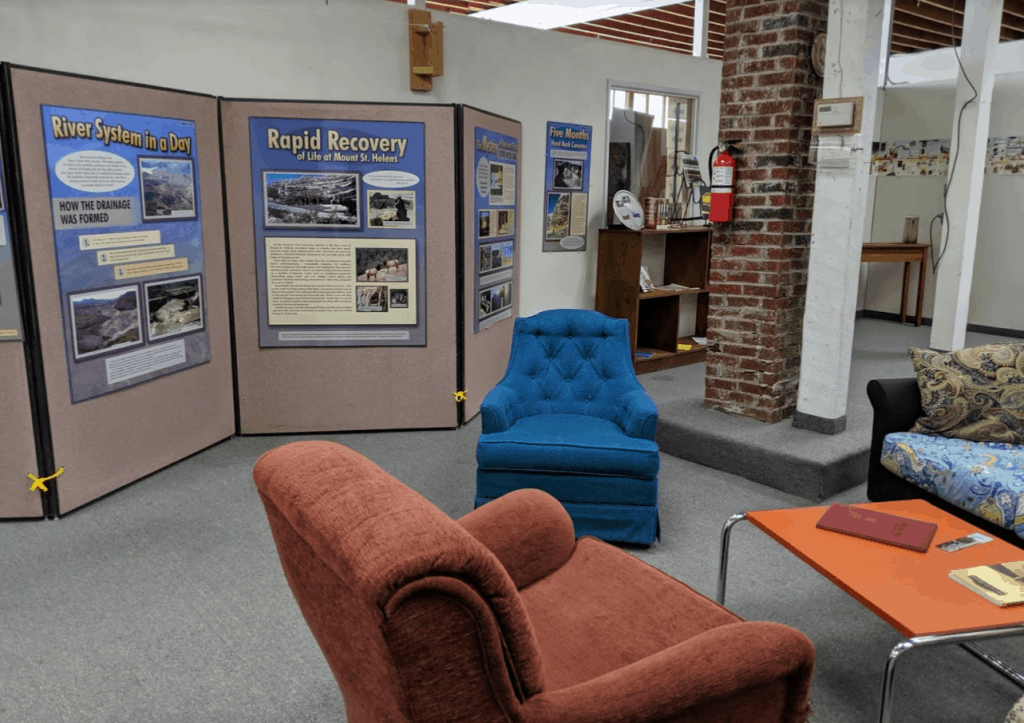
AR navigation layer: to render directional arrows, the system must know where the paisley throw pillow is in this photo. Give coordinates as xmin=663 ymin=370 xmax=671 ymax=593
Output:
xmin=909 ymin=343 xmax=1024 ymax=444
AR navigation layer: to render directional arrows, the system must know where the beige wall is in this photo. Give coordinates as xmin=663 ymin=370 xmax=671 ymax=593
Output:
xmin=863 ymin=80 xmax=1024 ymax=331
xmin=0 ymin=0 xmax=722 ymax=317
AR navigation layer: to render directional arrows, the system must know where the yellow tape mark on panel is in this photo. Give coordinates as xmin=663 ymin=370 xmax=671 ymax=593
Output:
xmin=452 ymin=390 xmax=467 ymax=402
xmin=28 ymin=466 xmax=64 ymax=492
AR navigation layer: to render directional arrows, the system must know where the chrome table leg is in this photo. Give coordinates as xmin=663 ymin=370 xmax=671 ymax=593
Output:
xmin=717 ymin=512 xmax=748 ymax=605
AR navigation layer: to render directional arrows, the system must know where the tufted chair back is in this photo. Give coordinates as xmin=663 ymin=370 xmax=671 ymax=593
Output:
xmin=499 ymin=309 xmax=641 ymax=428
xmin=254 ymin=441 xmax=546 ymax=723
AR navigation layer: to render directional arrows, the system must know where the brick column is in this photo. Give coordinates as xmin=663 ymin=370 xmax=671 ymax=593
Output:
xmin=704 ymin=0 xmax=828 ymax=423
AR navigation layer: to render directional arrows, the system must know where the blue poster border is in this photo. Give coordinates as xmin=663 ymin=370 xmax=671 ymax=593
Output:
xmin=543 ymin=121 xmax=593 ymax=253
xmin=40 ymin=103 xmax=210 ymax=404
xmin=248 ymin=116 xmax=428 ymax=348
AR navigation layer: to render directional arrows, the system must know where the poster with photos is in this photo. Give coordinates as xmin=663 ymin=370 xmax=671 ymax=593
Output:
xmin=0 ymin=142 xmax=26 ymax=341
xmin=543 ymin=121 xmax=592 ymax=252
xmin=41 ymin=105 xmax=209 ymax=403
xmin=473 ymin=127 xmax=518 ymax=332
xmin=986 ymin=136 xmax=1024 ymax=174
xmin=249 ymin=118 xmax=425 ymax=346
xmin=870 ymin=138 xmax=950 ymax=176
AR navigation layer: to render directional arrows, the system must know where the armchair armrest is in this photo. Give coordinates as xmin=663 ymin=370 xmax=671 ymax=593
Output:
xmin=866 ymin=378 xmax=923 ymax=502
xmin=522 ymin=621 xmax=814 ymax=723
xmin=618 ymin=388 xmax=658 ymax=441
xmin=458 ymin=489 xmax=576 ymax=589
xmin=480 ymin=385 xmax=521 ymax=434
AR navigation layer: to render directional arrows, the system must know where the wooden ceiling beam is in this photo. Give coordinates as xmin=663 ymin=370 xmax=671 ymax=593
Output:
xmin=890 ymin=30 xmax=944 ymax=51
xmin=583 ymin=16 xmax=697 ymax=44
xmin=573 ymin=20 xmax=692 ymax=50
xmin=654 ymin=10 xmax=725 ymax=31
xmin=895 ymin=0 xmax=962 ymax=28
xmin=910 ymin=0 xmax=963 ymax=18
xmin=558 ymin=25 xmax=720 ymax=57
xmin=889 ymin=42 xmax=921 ymax=55
xmin=999 ymin=12 xmax=1024 ymax=34
xmin=1005 ymin=0 xmax=1024 ymax=21
xmin=892 ymin=18 xmax=966 ymax=45
xmin=894 ymin=0 xmax=1021 ymax=41
xmin=567 ymin=19 xmax=689 ymax=44
xmin=894 ymin=7 xmax=961 ymax=37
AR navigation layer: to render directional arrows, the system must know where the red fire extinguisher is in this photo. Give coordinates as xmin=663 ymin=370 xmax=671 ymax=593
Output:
xmin=709 ymin=141 xmax=740 ymax=223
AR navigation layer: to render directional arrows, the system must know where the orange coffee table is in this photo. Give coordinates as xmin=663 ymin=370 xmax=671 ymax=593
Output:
xmin=717 ymin=499 xmax=1024 ymax=723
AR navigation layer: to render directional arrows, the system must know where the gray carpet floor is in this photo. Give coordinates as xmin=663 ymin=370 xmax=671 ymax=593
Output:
xmin=2 ymin=318 xmax=1022 ymax=722
xmin=643 ymin=317 xmax=1018 ymax=500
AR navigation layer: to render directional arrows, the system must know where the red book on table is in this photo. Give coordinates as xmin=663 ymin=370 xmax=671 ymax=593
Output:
xmin=816 ymin=504 xmax=938 ymax=552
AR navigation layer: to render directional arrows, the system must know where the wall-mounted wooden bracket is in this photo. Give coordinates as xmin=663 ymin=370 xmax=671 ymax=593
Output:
xmin=409 ymin=9 xmax=444 ymax=92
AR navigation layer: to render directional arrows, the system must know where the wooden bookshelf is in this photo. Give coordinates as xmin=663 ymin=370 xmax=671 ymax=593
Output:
xmin=595 ymin=226 xmax=712 ymax=374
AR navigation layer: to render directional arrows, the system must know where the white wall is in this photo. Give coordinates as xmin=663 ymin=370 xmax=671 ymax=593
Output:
xmin=863 ymin=79 xmax=1024 ymax=331
xmin=0 ymin=0 xmax=721 ymax=316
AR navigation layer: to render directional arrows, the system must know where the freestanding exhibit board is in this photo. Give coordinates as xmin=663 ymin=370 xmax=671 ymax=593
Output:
xmin=1 ymin=65 xmax=234 ymax=516
xmin=0 ymin=97 xmax=40 ymax=519
xmin=221 ymin=100 xmax=459 ymax=434
xmin=460 ymin=107 xmax=521 ymax=421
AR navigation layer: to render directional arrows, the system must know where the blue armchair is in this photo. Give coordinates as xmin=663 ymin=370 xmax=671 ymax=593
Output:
xmin=475 ymin=309 xmax=660 ymax=545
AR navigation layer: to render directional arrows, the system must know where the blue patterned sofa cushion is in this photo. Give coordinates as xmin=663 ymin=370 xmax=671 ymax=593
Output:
xmin=881 ymin=431 xmax=1024 ymax=537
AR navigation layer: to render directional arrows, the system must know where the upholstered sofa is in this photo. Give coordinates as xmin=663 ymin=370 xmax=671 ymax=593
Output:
xmin=868 ymin=377 xmax=1024 ymax=547
xmin=254 ymin=440 xmax=816 ymax=723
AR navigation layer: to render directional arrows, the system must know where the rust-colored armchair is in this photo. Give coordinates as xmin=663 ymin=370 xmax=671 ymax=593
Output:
xmin=254 ymin=441 xmax=815 ymax=723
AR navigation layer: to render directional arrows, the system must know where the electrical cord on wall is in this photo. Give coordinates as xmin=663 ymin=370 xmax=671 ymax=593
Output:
xmin=929 ymin=212 xmax=944 ymax=258
xmin=935 ymin=0 xmax=978 ymax=274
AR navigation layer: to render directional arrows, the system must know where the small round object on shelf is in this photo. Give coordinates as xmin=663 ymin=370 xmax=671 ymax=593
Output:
xmin=613 ymin=190 xmax=644 ymax=231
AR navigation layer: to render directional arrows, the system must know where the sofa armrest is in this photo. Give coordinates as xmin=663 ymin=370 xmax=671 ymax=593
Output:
xmin=522 ymin=621 xmax=814 ymax=723
xmin=866 ymin=378 xmax=923 ymax=502
xmin=458 ymin=489 xmax=576 ymax=589
xmin=618 ymin=388 xmax=659 ymax=441
xmin=480 ymin=385 xmax=521 ymax=434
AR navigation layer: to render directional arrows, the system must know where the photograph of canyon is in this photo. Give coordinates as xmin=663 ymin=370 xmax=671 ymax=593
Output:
xmin=69 ymin=286 xmax=143 ymax=360
xmin=145 ymin=275 xmax=203 ymax=341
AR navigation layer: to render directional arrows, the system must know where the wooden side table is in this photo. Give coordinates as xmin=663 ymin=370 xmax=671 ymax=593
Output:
xmin=860 ymin=243 xmax=929 ymax=326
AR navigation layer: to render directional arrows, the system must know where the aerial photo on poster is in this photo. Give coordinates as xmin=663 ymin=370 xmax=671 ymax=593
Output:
xmin=42 ymin=104 xmax=209 ymax=403
xmin=139 ymin=157 xmax=197 ymax=220
xmin=263 ymin=171 xmax=359 ymax=227
xmin=250 ymin=117 xmax=426 ymax=346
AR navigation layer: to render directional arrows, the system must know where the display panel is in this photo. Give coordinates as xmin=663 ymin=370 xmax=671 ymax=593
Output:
xmin=0 ymin=143 xmax=25 ymax=340
xmin=249 ymin=118 xmax=426 ymax=346
xmin=41 ymin=105 xmax=209 ymax=403
xmin=543 ymin=121 xmax=592 ymax=252
xmin=473 ymin=127 xmax=518 ymax=332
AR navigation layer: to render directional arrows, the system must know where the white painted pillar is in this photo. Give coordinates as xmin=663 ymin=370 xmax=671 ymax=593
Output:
xmin=792 ymin=0 xmax=887 ymax=434
xmin=929 ymin=0 xmax=1003 ymax=352
xmin=693 ymin=0 xmax=711 ymax=58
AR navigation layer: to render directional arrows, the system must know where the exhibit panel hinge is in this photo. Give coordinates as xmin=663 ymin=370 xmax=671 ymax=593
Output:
xmin=452 ymin=389 xmax=467 ymax=403
xmin=28 ymin=466 xmax=64 ymax=492
xmin=409 ymin=9 xmax=444 ymax=92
